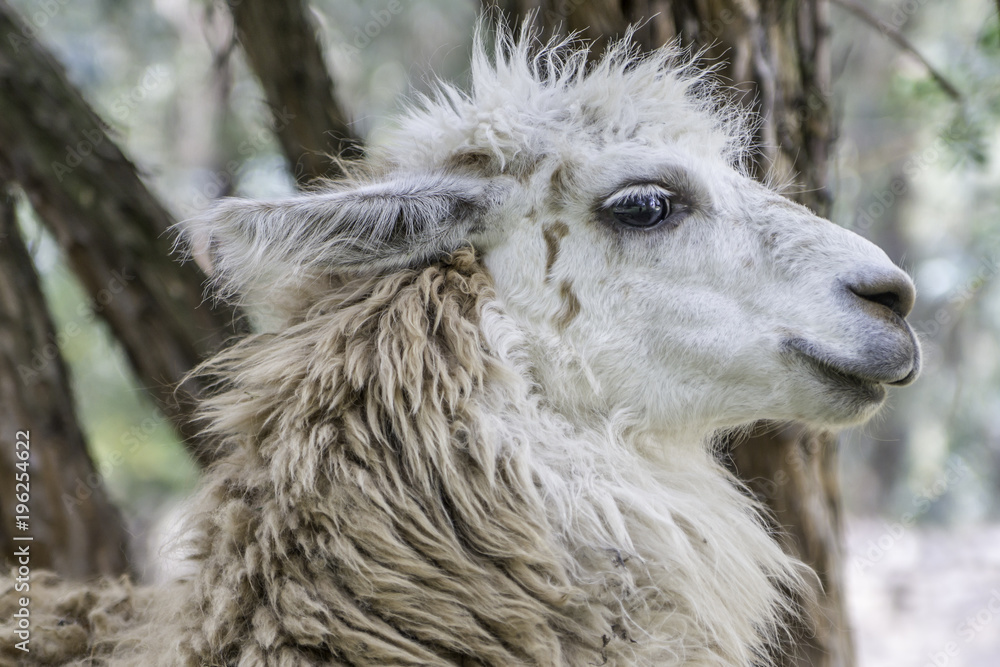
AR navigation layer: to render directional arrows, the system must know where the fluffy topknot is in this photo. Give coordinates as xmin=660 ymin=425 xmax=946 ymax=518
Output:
xmin=381 ymin=21 xmax=754 ymax=176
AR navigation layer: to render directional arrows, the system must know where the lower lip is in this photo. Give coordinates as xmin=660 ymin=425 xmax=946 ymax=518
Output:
xmin=796 ymin=353 xmax=889 ymax=402
xmin=888 ymin=366 xmax=919 ymax=387
xmin=783 ymin=337 xmax=914 ymax=390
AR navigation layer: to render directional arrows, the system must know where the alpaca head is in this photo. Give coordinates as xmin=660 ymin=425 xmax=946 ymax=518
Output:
xmin=186 ymin=28 xmax=920 ymax=439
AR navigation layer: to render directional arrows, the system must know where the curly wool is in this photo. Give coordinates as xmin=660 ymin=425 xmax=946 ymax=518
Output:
xmin=165 ymin=249 xmax=602 ymax=666
xmin=6 ymin=249 xmax=803 ymax=666
xmin=0 ymin=570 xmax=150 ymax=666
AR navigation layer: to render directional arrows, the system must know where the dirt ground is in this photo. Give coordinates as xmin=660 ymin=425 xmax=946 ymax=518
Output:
xmin=846 ymin=519 xmax=1000 ymax=667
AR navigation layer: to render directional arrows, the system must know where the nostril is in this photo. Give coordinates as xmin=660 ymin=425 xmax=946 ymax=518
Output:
xmin=859 ymin=291 xmax=900 ymax=313
xmin=847 ymin=271 xmax=916 ymax=318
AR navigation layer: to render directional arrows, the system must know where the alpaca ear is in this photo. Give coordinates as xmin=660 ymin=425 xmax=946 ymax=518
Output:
xmin=179 ymin=172 xmax=510 ymax=306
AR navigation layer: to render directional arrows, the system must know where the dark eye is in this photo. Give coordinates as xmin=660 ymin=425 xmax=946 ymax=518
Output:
xmin=611 ymin=194 xmax=670 ymax=228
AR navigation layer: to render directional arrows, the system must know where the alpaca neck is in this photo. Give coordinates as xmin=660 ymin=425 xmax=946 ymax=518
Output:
xmin=472 ymin=346 xmax=805 ymax=664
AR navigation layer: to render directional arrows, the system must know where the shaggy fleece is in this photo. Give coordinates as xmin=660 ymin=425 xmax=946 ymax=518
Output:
xmin=3 ymin=250 xmax=804 ymax=666
xmin=0 ymin=23 xmax=817 ymax=667
xmin=0 ymin=570 xmax=149 ymax=666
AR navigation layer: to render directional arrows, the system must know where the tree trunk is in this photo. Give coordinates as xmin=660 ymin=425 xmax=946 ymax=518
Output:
xmin=226 ymin=0 xmax=362 ymax=183
xmin=0 ymin=1 xmax=245 ymax=467
xmin=0 ymin=185 xmax=130 ymax=578
xmin=490 ymin=2 xmax=851 ymax=666
xmin=724 ymin=423 xmax=853 ymax=667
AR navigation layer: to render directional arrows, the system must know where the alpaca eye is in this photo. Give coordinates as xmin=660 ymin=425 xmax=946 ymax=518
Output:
xmin=611 ymin=194 xmax=670 ymax=228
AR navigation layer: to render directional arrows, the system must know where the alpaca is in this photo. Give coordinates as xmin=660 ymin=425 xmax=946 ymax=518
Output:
xmin=1 ymin=25 xmax=920 ymax=667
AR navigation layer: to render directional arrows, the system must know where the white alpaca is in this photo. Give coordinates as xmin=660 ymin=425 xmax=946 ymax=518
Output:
xmin=1 ymin=25 xmax=920 ymax=667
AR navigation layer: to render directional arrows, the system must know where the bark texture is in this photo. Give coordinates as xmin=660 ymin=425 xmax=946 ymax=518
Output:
xmin=0 ymin=1 xmax=245 ymax=467
xmin=724 ymin=423 xmax=853 ymax=667
xmin=489 ymin=2 xmax=851 ymax=666
xmin=226 ymin=0 xmax=363 ymax=183
xmin=0 ymin=186 xmax=130 ymax=577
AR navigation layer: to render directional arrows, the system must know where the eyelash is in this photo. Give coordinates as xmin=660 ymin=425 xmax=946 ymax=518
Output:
xmin=602 ymin=184 xmax=678 ymax=230
xmin=601 ymin=184 xmax=674 ymax=210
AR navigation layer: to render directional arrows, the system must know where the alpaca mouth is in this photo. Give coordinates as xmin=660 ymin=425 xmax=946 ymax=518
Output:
xmin=782 ymin=335 xmax=921 ymax=393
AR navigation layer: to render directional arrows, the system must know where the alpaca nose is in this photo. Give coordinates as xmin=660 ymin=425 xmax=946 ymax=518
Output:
xmin=846 ymin=269 xmax=916 ymax=318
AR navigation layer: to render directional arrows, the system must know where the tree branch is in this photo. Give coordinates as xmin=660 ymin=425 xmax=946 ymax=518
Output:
xmin=484 ymin=0 xmax=630 ymax=56
xmin=0 ymin=1 xmax=245 ymax=467
xmin=226 ymin=0 xmax=363 ymax=184
xmin=830 ymin=0 xmax=962 ymax=101
xmin=0 ymin=184 xmax=131 ymax=577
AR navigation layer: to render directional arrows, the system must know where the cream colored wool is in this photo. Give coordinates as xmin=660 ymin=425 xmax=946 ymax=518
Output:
xmin=1 ymin=22 xmax=921 ymax=667
xmin=0 ymin=570 xmax=150 ymax=666
xmin=4 ymin=252 xmax=798 ymax=666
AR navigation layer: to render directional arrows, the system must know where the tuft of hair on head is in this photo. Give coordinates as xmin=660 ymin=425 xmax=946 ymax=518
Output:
xmin=381 ymin=15 xmax=758 ymax=179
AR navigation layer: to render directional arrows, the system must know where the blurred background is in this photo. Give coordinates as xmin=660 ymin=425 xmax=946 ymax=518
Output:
xmin=1 ymin=0 xmax=998 ymax=665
